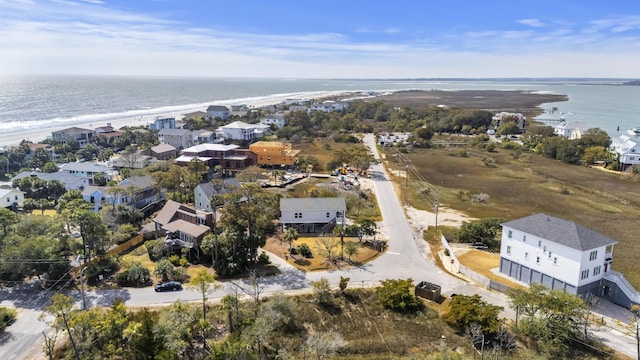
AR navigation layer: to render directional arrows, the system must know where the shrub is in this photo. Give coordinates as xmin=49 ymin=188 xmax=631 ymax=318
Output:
xmin=117 ymin=262 xmax=150 ymax=287
xmin=485 ymin=142 xmax=496 ymax=152
xmin=471 ymin=193 xmax=490 ymax=203
xmin=146 ymin=239 xmax=166 ymax=261
xmin=289 ymin=247 xmax=298 ymax=255
xmin=444 ymin=248 xmax=450 ymax=257
xmin=168 ymin=255 xmax=181 ymax=267
xmin=312 ymin=277 xmax=333 ymax=305
xmin=0 ymin=307 xmax=16 ymax=331
xmin=85 ymin=257 xmax=119 ymax=285
xmin=179 ymin=258 xmax=189 ymax=267
xmin=298 ymin=243 xmax=312 ymax=258
xmin=376 ymin=278 xmax=424 ymax=313
xmin=258 ymin=251 xmax=270 ymax=264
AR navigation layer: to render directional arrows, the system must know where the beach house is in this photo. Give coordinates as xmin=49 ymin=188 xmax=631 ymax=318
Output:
xmin=280 ymin=197 xmax=346 ymax=233
xmin=153 ymin=200 xmax=212 ymax=258
xmin=149 ymin=116 xmax=177 ymax=131
xmin=554 ymin=121 xmax=584 ymax=139
xmin=206 ymin=105 xmax=231 ymax=120
xmin=175 ymin=143 xmax=257 ymax=172
xmin=50 ymin=127 xmax=94 ymax=148
xmin=0 ymin=188 xmax=25 ymax=210
xmin=158 ymin=128 xmax=193 ymax=150
xmin=611 ymin=134 xmax=640 ymax=169
xmin=259 ymin=113 xmax=289 ymax=129
xmin=217 ymin=121 xmax=270 ymax=141
xmin=194 ymin=178 xmax=241 ymax=212
xmin=492 ymin=112 xmax=526 ymax=131
xmin=59 ymin=162 xmax=114 ymax=185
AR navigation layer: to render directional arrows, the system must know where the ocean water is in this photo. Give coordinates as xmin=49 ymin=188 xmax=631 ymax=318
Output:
xmin=0 ymin=75 xmax=638 ymax=140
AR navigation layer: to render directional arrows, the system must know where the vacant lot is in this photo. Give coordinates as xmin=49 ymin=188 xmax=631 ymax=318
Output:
xmin=386 ymin=145 xmax=640 ymax=288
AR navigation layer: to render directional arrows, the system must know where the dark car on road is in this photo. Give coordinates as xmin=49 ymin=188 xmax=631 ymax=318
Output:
xmin=154 ymin=281 xmax=182 ymax=292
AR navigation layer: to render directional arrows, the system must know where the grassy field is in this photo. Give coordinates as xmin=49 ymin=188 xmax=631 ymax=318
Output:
xmin=456 ymin=249 xmax=524 ymax=289
xmin=383 ymin=144 xmax=640 ymax=288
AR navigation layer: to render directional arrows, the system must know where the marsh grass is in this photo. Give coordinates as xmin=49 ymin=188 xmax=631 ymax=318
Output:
xmin=386 ymin=145 xmax=640 ymax=288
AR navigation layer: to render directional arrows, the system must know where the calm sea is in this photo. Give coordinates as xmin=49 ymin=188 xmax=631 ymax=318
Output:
xmin=0 ymin=75 xmax=638 ymax=139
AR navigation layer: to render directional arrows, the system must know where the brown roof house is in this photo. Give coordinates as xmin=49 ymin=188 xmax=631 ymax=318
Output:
xmin=153 ymin=200 xmax=213 ymax=259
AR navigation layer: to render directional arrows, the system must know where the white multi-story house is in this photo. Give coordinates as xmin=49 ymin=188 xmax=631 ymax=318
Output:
xmin=500 ymin=213 xmax=616 ymax=295
xmin=149 ymin=116 xmax=176 ymax=131
xmin=611 ymin=134 xmax=640 ymax=168
xmin=260 ymin=113 xmax=289 ymax=129
xmin=554 ymin=121 xmax=584 ymax=139
xmin=0 ymin=188 xmax=25 ymax=210
xmin=280 ymin=197 xmax=346 ymax=233
xmin=308 ymin=101 xmax=348 ymax=113
xmin=217 ymin=121 xmax=270 ymax=141
xmin=59 ymin=162 xmax=114 ymax=185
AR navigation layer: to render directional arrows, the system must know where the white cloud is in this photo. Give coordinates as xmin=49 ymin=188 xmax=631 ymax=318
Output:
xmin=518 ymin=18 xmax=545 ymax=28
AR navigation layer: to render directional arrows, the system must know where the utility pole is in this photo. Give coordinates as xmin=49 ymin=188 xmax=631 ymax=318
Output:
xmin=78 ymin=257 xmax=87 ymax=311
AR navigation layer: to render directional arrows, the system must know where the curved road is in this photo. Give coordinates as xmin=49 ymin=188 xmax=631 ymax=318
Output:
xmin=0 ymin=134 xmax=634 ymax=359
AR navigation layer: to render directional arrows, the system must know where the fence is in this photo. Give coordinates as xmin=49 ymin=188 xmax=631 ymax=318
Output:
xmin=441 ymin=234 xmax=512 ymax=294
xmin=106 ymin=233 xmax=145 ymax=257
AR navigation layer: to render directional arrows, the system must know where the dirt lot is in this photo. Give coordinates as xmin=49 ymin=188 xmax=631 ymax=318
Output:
xmin=263 ymin=235 xmax=381 ymax=272
xmin=455 ymin=248 xmax=523 ymax=289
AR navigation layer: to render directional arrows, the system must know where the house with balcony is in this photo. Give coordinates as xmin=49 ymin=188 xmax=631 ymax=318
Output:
xmin=308 ymin=101 xmax=348 ymax=113
xmin=611 ymin=134 xmax=640 ymax=169
xmin=94 ymin=123 xmax=123 ymax=141
xmin=149 ymin=116 xmax=177 ymax=131
xmin=59 ymin=162 xmax=114 ymax=185
xmin=217 ymin=121 xmax=270 ymax=142
xmin=145 ymin=143 xmax=178 ymax=161
xmin=206 ymin=105 xmax=231 ymax=120
xmin=249 ymin=141 xmax=299 ymax=167
xmin=499 ymin=213 xmax=640 ymax=309
xmin=175 ymin=143 xmax=257 ymax=172
xmin=50 ymin=127 xmax=94 ymax=148
xmin=153 ymin=200 xmax=212 ymax=258
xmin=0 ymin=188 xmax=25 ymax=210
xmin=12 ymin=171 xmax=90 ymax=191
xmin=280 ymin=197 xmax=346 ymax=233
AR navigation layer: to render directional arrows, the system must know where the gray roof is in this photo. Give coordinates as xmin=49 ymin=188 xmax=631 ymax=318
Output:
xmin=12 ymin=171 xmax=88 ymax=190
xmin=207 ymin=105 xmax=229 ymax=112
xmin=280 ymin=197 xmax=346 ymax=212
xmin=159 ymin=128 xmax=190 ymax=136
xmin=196 ymin=178 xmax=241 ymax=199
xmin=502 ymin=213 xmax=617 ymax=251
xmin=60 ymin=162 xmax=110 ymax=173
xmin=118 ymin=175 xmax=155 ymax=189
xmin=151 ymin=143 xmax=177 ymax=153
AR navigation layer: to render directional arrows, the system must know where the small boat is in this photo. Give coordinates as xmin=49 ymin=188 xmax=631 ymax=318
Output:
xmin=628 ymin=128 xmax=640 ymax=136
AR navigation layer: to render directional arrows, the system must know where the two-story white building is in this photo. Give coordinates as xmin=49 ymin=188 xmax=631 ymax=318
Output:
xmin=217 ymin=121 xmax=270 ymax=141
xmin=280 ymin=197 xmax=346 ymax=233
xmin=0 ymin=188 xmax=25 ymax=210
xmin=554 ymin=120 xmax=584 ymax=139
xmin=260 ymin=113 xmax=289 ymax=129
xmin=500 ymin=213 xmax=616 ymax=296
xmin=611 ymin=134 xmax=640 ymax=169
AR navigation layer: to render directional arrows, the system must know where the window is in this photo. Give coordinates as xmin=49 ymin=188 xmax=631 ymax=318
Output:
xmin=326 ymin=212 xmax=330 ymax=218
xmin=593 ymin=266 xmax=601 ymax=276
xmin=524 ymin=252 xmax=529 ymax=260
xmin=548 ymin=251 xmax=552 ymax=259
xmin=589 ymin=250 xmax=598 ymax=261
xmin=294 ymin=212 xmax=303 ymax=219
xmin=536 ymin=256 xmax=540 ymax=264
xmin=553 ymin=257 xmax=558 ymax=265
xmin=522 ymin=235 xmax=526 ymax=242
xmin=508 ymin=230 xmax=512 ymax=239
xmin=581 ymin=270 xmax=590 ymax=280
xmin=543 ymin=245 xmax=547 ymax=253
xmin=538 ymin=240 xmax=542 ymax=248
xmin=506 ymin=245 xmax=511 ymax=255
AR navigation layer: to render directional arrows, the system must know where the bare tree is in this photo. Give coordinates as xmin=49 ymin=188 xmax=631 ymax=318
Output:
xmin=314 ymin=234 xmax=340 ymax=264
xmin=302 ymin=324 xmax=345 ymax=360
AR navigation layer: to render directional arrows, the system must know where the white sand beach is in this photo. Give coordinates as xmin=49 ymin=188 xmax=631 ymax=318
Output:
xmin=0 ymin=90 xmax=357 ymax=149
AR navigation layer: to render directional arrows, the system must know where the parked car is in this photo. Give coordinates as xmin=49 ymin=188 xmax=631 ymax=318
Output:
xmin=154 ymin=281 xmax=182 ymax=292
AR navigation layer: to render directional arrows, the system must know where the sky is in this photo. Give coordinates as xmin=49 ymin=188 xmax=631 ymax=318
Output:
xmin=2 ymin=0 xmax=640 ymax=78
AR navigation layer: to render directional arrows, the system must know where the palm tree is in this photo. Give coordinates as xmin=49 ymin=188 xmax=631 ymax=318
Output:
xmin=283 ymin=227 xmax=299 ymax=251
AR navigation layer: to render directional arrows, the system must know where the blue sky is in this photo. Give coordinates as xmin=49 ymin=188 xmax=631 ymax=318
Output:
xmin=2 ymin=0 xmax=640 ymax=78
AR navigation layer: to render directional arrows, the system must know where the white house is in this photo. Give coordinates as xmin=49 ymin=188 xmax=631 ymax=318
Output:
xmin=59 ymin=162 xmax=114 ymax=185
xmin=12 ymin=171 xmax=90 ymax=191
xmin=217 ymin=121 xmax=270 ymax=141
xmin=611 ymin=134 xmax=640 ymax=168
xmin=149 ymin=116 xmax=177 ymax=131
xmin=280 ymin=197 xmax=346 ymax=233
xmin=194 ymin=178 xmax=241 ymax=212
xmin=554 ymin=121 xmax=584 ymax=139
xmin=206 ymin=105 xmax=231 ymax=120
xmin=0 ymin=188 xmax=25 ymax=210
xmin=499 ymin=213 xmax=616 ymax=295
xmin=308 ymin=101 xmax=348 ymax=113
xmin=260 ymin=113 xmax=289 ymax=129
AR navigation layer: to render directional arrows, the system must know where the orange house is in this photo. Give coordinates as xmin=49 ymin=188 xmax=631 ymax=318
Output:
xmin=249 ymin=141 xmax=300 ymax=166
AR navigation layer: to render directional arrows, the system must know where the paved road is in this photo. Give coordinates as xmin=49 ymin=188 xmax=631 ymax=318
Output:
xmin=0 ymin=133 xmax=635 ymax=359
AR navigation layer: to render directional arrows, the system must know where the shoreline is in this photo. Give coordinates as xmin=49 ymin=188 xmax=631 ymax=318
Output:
xmin=0 ymin=89 xmax=568 ymax=149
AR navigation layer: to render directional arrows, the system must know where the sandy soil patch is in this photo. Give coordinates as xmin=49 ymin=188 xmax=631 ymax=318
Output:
xmin=405 ymin=205 xmax=474 ymax=231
